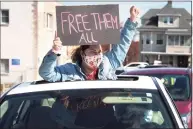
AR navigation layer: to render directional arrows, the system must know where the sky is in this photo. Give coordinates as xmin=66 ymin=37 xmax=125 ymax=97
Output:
xmin=63 ymin=1 xmax=192 ymax=22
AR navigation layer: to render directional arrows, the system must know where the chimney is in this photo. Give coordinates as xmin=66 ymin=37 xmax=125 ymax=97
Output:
xmin=167 ymin=0 xmax=172 ymax=8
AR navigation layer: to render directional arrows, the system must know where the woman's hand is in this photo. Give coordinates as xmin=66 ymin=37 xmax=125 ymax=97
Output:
xmin=130 ymin=6 xmax=140 ymax=23
xmin=52 ymin=37 xmax=63 ymax=55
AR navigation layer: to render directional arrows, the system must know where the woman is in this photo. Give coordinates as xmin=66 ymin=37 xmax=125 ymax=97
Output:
xmin=39 ymin=6 xmax=140 ymax=82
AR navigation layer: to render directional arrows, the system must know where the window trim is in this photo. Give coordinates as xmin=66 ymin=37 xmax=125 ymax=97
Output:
xmin=46 ymin=13 xmax=53 ymax=29
xmin=0 ymin=9 xmax=9 ymax=26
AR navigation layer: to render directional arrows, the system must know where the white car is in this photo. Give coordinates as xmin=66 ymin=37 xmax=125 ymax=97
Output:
xmin=0 ymin=76 xmax=184 ymax=129
xmin=124 ymin=62 xmax=149 ymax=69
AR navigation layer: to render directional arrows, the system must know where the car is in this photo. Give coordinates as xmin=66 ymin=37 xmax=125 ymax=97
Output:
xmin=115 ymin=64 xmax=169 ymax=75
xmin=115 ymin=68 xmax=125 ymax=75
xmin=120 ymin=67 xmax=192 ymax=128
xmin=0 ymin=76 xmax=184 ymax=129
xmin=115 ymin=62 xmax=149 ymax=75
xmin=124 ymin=62 xmax=149 ymax=68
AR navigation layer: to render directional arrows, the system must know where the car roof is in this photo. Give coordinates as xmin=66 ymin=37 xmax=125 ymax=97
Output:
xmin=6 ymin=76 xmax=157 ymax=95
xmin=122 ymin=67 xmax=191 ymax=75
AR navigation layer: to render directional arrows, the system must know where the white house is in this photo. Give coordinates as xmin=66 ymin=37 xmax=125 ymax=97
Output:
xmin=0 ymin=2 xmax=65 ymax=92
xmin=139 ymin=1 xmax=191 ymax=67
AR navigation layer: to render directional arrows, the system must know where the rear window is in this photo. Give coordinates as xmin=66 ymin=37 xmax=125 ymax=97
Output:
xmin=156 ymin=75 xmax=190 ymax=101
xmin=0 ymin=89 xmax=176 ymax=129
xmin=124 ymin=73 xmax=190 ymax=101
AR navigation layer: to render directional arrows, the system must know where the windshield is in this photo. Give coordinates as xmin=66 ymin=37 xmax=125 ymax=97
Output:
xmin=0 ymin=89 xmax=175 ymax=129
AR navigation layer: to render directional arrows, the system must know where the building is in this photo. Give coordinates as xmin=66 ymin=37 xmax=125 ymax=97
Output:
xmin=139 ymin=1 xmax=191 ymax=67
xmin=0 ymin=2 xmax=63 ymax=92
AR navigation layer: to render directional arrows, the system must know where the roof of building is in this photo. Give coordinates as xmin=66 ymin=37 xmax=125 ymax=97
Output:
xmin=140 ymin=1 xmax=191 ymax=30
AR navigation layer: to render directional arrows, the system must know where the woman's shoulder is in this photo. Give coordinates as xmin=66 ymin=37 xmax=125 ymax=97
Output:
xmin=57 ymin=62 xmax=82 ymax=73
xmin=59 ymin=62 xmax=77 ymax=69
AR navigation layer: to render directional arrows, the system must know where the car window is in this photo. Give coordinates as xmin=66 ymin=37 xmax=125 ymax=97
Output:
xmin=0 ymin=100 xmax=8 ymax=118
xmin=41 ymin=98 xmax=56 ymax=107
xmin=0 ymin=89 xmax=176 ymax=129
xmin=128 ymin=64 xmax=139 ymax=67
xmin=124 ymin=73 xmax=190 ymax=101
xmin=159 ymin=75 xmax=190 ymax=101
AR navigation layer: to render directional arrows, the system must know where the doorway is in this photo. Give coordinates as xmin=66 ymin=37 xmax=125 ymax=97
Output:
xmin=177 ymin=56 xmax=188 ymax=67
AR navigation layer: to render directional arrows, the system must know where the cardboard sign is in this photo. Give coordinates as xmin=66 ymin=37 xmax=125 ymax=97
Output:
xmin=56 ymin=4 xmax=120 ymax=46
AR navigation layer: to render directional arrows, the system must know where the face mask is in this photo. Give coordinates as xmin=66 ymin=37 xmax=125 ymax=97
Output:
xmin=82 ymin=53 xmax=102 ymax=69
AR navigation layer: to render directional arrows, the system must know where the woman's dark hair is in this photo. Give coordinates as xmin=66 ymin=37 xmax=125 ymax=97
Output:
xmin=71 ymin=45 xmax=90 ymax=63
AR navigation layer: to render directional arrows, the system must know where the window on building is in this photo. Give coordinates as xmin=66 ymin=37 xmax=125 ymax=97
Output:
xmin=146 ymin=34 xmax=151 ymax=44
xmin=174 ymin=35 xmax=179 ymax=46
xmin=163 ymin=17 xmax=173 ymax=24
xmin=164 ymin=17 xmax=167 ymax=23
xmin=168 ymin=35 xmax=174 ymax=45
xmin=184 ymin=36 xmax=191 ymax=46
xmin=157 ymin=34 xmax=163 ymax=45
xmin=180 ymin=36 xmax=185 ymax=46
xmin=0 ymin=10 xmax=9 ymax=25
xmin=0 ymin=59 xmax=9 ymax=74
xmin=141 ymin=34 xmax=145 ymax=44
xmin=168 ymin=35 xmax=180 ymax=46
xmin=46 ymin=13 xmax=53 ymax=29
xmin=169 ymin=17 xmax=173 ymax=24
